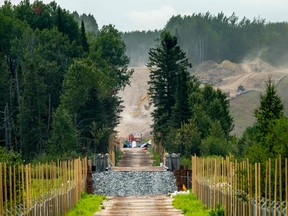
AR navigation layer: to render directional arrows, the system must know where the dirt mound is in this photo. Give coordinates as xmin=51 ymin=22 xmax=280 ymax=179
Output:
xmin=193 ymin=60 xmax=244 ymax=85
xmin=194 ymin=60 xmax=218 ymax=72
xmin=241 ymin=58 xmax=275 ymax=73
xmin=218 ymin=60 xmax=244 ymax=76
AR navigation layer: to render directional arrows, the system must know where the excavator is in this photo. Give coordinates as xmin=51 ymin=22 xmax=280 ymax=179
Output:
xmin=130 ymin=93 xmax=150 ymax=117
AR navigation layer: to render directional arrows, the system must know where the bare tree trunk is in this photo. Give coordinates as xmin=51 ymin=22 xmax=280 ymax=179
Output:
xmin=4 ymin=103 xmax=12 ymax=152
xmin=48 ymin=93 xmax=51 ymax=131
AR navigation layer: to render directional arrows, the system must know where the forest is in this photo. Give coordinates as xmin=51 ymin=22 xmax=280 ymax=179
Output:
xmin=123 ymin=12 xmax=288 ymax=67
xmin=0 ymin=0 xmax=288 ymax=167
xmin=0 ymin=0 xmax=132 ymax=162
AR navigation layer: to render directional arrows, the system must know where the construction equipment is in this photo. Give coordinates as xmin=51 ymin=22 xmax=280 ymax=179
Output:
xmin=130 ymin=93 xmax=150 ymax=117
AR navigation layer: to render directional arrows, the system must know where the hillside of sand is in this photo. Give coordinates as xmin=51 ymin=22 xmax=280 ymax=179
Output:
xmin=116 ymin=67 xmax=153 ymax=141
xmin=116 ymin=59 xmax=288 ymax=140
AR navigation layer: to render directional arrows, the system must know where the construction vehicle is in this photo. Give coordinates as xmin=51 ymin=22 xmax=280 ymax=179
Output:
xmin=130 ymin=93 xmax=150 ymax=117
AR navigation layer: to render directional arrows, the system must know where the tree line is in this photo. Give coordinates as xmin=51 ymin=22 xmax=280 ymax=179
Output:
xmin=0 ymin=0 xmax=132 ymax=162
xmin=148 ymin=30 xmax=288 ymax=197
xmin=123 ymin=12 xmax=288 ymax=67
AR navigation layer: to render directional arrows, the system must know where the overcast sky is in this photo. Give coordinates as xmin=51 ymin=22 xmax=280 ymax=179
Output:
xmin=1 ymin=0 xmax=288 ymax=32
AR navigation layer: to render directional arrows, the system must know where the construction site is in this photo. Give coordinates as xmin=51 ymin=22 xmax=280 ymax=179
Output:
xmin=116 ymin=58 xmax=288 ymax=139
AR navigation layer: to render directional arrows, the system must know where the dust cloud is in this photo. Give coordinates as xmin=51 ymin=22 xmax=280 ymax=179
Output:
xmin=116 ymin=67 xmax=153 ymax=141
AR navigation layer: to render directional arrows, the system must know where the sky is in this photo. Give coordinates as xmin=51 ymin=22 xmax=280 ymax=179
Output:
xmin=1 ymin=0 xmax=288 ymax=32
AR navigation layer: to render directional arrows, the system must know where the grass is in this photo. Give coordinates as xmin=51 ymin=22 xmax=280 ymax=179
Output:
xmin=172 ymin=192 xmax=210 ymax=216
xmin=148 ymin=148 xmax=160 ymax=166
xmin=65 ymin=193 xmax=106 ymax=216
xmin=230 ymin=90 xmax=259 ymax=135
xmin=230 ymin=74 xmax=288 ymax=136
xmin=115 ymin=149 xmax=123 ymax=166
xmin=173 ymin=192 xmax=225 ymax=216
xmin=276 ymin=74 xmax=288 ymax=115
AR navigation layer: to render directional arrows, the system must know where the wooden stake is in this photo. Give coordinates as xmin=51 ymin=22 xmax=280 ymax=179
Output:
xmin=9 ymin=166 xmax=12 ymax=212
xmin=255 ymin=163 xmax=258 ymax=216
xmin=269 ymin=159 xmax=271 ymax=216
xmin=258 ymin=163 xmax=261 ymax=215
xmin=4 ymin=163 xmax=7 ymax=215
xmin=265 ymin=160 xmax=268 ymax=216
xmin=279 ymin=155 xmax=282 ymax=214
xmin=0 ymin=163 xmax=3 ymax=214
xmin=214 ymin=159 xmax=217 ymax=209
xmin=285 ymin=158 xmax=287 ymax=216
xmin=274 ymin=159 xmax=277 ymax=216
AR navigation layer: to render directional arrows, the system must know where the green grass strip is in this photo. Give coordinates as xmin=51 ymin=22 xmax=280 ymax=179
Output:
xmin=65 ymin=193 xmax=106 ymax=216
xmin=172 ymin=192 xmax=210 ymax=216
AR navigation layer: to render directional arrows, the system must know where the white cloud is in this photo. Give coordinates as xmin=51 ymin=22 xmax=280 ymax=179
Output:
xmin=128 ymin=6 xmax=176 ymax=31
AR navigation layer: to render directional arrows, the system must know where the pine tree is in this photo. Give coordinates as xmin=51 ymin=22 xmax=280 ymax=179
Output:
xmin=147 ymin=30 xmax=191 ymax=145
xmin=254 ymin=78 xmax=284 ymax=134
xmin=81 ymin=20 xmax=89 ymax=53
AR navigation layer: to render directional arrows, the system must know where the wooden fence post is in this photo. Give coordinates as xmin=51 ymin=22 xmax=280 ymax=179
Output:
xmin=279 ymin=155 xmax=282 ymax=214
xmin=274 ymin=159 xmax=277 ymax=216
xmin=285 ymin=158 xmax=287 ymax=216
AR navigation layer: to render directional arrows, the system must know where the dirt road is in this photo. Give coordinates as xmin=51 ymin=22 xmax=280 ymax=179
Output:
xmin=94 ymin=148 xmax=183 ymax=216
xmin=95 ymin=196 xmax=183 ymax=216
xmin=112 ymin=148 xmax=166 ymax=171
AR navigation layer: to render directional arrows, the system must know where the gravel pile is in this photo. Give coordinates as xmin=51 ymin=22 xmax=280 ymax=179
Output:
xmin=93 ymin=171 xmax=177 ymax=196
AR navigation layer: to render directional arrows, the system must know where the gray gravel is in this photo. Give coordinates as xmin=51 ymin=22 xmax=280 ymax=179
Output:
xmin=93 ymin=171 xmax=177 ymax=196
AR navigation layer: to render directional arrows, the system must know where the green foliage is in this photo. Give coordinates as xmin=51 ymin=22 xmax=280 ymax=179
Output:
xmin=49 ymin=107 xmax=79 ymax=159
xmin=81 ymin=21 xmax=89 ymax=53
xmin=115 ymin=149 xmax=123 ymax=166
xmin=152 ymin=151 xmax=161 ymax=166
xmin=172 ymin=193 xmax=210 ymax=216
xmin=0 ymin=146 xmax=22 ymax=165
xmin=192 ymin=85 xmax=234 ymax=138
xmin=201 ymin=121 xmax=229 ymax=157
xmin=147 ymin=30 xmax=192 ymax=149
xmin=254 ymin=78 xmax=284 ymax=136
xmin=17 ymin=54 xmax=47 ymax=161
xmin=265 ymin=117 xmax=288 ymax=156
xmin=61 ymin=58 xmax=103 ymax=114
xmin=174 ymin=119 xmax=201 ymax=157
xmin=72 ymin=12 xmax=99 ymax=34
xmin=90 ymin=24 xmax=133 ymax=90
xmin=180 ymin=156 xmax=191 ymax=169
xmin=242 ymin=78 xmax=285 ymax=163
xmin=66 ymin=192 xmax=106 ymax=216
xmin=124 ymin=12 xmax=288 ymax=67
xmin=0 ymin=1 xmax=131 ymax=161
xmin=209 ymin=203 xmax=225 ymax=216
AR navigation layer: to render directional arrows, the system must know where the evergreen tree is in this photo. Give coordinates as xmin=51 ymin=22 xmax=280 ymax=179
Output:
xmin=147 ymin=30 xmax=191 ymax=146
xmin=254 ymin=78 xmax=284 ymax=135
xmin=90 ymin=24 xmax=133 ymax=90
xmin=170 ymin=68 xmax=191 ymax=128
xmin=49 ymin=106 xmax=78 ymax=159
xmin=81 ymin=20 xmax=89 ymax=53
xmin=18 ymin=60 xmax=47 ymax=161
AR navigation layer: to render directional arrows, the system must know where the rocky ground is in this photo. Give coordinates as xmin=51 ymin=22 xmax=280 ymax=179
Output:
xmin=93 ymin=171 xmax=176 ymax=196
xmin=93 ymin=148 xmax=176 ymax=196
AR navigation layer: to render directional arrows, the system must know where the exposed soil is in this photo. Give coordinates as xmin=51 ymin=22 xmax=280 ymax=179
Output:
xmin=116 ymin=67 xmax=153 ymax=141
xmin=94 ymin=196 xmax=183 ymax=216
xmin=112 ymin=148 xmax=166 ymax=171
xmin=194 ymin=58 xmax=288 ymax=97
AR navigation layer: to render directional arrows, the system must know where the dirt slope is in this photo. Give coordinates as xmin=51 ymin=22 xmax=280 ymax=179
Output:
xmin=116 ymin=60 xmax=288 ymax=138
xmin=116 ymin=67 xmax=153 ymax=140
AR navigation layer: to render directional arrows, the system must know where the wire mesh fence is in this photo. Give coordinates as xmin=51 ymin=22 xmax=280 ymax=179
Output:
xmin=0 ymin=157 xmax=89 ymax=215
xmin=192 ymin=155 xmax=287 ymax=216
